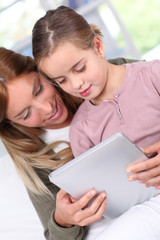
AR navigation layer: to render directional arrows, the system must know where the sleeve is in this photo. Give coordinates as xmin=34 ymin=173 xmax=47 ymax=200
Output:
xmin=69 ymin=121 xmax=94 ymax=157
xmin=150 ymin=60 xmax=160 ymax=94
xmin=108 ymin=57 xmax=139 ymax=65
xmin=27 ymin=168 xmax=87 ymax=240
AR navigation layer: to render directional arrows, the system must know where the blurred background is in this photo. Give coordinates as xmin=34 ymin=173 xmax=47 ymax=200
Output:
xmin=0 ymin=0 xmax=160 ymax=239
xmin=1 ymin=0 xmax=160 ymax=58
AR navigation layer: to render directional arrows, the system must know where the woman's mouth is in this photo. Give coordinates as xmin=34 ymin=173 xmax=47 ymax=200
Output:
xmin=80 ymin=86 xmax=91 ymax=97
xmin=49 ymin=106 xmax=58 ymax=119
xmin=46 ymin=99 xmax=62 ymax=121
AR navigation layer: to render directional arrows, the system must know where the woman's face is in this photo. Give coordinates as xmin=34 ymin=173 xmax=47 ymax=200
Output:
xmin=6 ymin=72 xmax=69 ymax=129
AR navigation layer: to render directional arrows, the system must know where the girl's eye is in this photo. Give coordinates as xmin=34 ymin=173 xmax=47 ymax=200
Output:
xmin=76 ymin=65 xmax=85 ymax=73
xmin=35 ymin=84 xmax=43 ymax=96
xmin=23 ymin=110 xmax=30 ymax=120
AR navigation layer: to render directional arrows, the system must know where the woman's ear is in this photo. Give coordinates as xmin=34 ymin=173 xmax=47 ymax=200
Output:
xmin=93 ymin=36 xmax=105 ymax=57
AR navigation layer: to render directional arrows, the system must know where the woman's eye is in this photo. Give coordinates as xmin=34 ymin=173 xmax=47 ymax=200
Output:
xmin=77 ymin=65 xmax=85 ymax=73
xmin=57 ymin=78 xmax=66 ymax=85
xmin=35 ymin=84 xmax=43 ymax=96
xmin=23 ymin=110 xmax=30 ymax=120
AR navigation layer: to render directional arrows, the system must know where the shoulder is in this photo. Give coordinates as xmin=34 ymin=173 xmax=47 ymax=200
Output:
xmin=149 ymin=59 xmax=160 ymax=74
xmin=71 ymin=100 xmax=90 ymax=125
xmin=132 ymin=60 xmax=160 ymax=78
xmin=126 ymin=59 xmax=160 ymax=72
xmin=125 ymin=60 xmax=160 ymax=92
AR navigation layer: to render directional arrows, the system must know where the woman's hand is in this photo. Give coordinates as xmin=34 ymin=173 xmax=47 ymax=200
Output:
xmin=54 ymin=188 xmax=106 ymax=228
xmin=126 ymin=141 xmax=160 ymax=189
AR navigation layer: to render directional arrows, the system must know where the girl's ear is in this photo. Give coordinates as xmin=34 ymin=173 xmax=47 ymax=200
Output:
xmin=93 ymin=36 xmax=105 ymax=57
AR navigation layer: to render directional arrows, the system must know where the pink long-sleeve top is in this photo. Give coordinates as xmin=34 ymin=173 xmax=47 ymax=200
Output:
xmin=69 ymin=60 xmax=160 ymax=157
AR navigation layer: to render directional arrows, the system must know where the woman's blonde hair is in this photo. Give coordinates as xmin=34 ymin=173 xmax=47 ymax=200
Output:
xmin=0 ymin=47 xmax=82 ymax=194
xmin=32 ymin=5 xmax=103 ymax=66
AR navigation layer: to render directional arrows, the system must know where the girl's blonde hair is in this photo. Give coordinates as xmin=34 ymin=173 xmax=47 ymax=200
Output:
xmin=32 ymin=5 xmax=103 ymax=66
xmin=0 ymin=47 xmax=82 ymax=194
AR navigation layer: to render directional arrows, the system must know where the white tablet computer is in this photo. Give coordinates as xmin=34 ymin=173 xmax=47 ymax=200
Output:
xmin=49 ymin=132 xmax=159 ymax=219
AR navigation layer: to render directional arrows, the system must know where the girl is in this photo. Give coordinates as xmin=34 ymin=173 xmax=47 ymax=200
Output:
xmin=32 ymin=5 xmax=160 ymax=240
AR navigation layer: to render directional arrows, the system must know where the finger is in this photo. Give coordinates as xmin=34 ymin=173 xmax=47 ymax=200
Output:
xmin=79 ymin=192 xmax=106 ymax=219
xmin=70 ymin=196 xmax=78 ymax=203
xmin=127 ymin=156 xmax=159 ymax=173
xmin=142 ymin=142 xmax=160 ymax=155
xmin=144 ymin=174 xmax=160 ymax=187
xmin=128 ymin=165 xmax=160 ymax=182
xmin=73 ymin=189 xmax=97 ymax=212
xmin=57 ymin=189 xmax=68 ymax=198
xmin=78 ymin=198 xmax=107 ymax=226
xmin=155 ymin=184 xmax=160 ymax=189
xmin=57 ymin=189 xmax=72 ymax=203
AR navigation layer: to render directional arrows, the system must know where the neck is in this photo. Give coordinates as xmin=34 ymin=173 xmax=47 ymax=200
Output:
xmin=92 ymin=62 xmax=126 ymax=105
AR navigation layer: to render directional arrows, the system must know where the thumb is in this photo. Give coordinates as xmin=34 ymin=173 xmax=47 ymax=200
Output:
xmin=140 ymin=142 xmax=160 ymax=155
xmin=70 ymin=195 xmax=78 ymax=203
xmin=57 ymin=189 xmax=72 ymax=204
xmin=57 ymin=189 xmax=68 ymax=200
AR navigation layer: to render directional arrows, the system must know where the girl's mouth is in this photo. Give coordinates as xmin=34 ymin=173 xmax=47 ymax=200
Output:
xmin=80 ymin=86 xmax=91 ymax=97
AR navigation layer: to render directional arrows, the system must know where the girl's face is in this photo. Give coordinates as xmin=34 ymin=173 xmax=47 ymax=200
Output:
xmin=40 ymin=36 xmax=107 ymax=104
xmin=6 ymin=72 xmax=69 ymax=129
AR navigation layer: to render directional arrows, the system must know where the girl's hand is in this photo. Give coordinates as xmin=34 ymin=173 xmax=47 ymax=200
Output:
xmin=126 ymin=141 xmax=160 ymax=189
xmin=54 ymin=188 xmax=106 ymax=228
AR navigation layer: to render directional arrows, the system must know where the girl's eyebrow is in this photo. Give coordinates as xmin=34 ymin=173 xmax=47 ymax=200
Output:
xmin=14 ymin=79 xmax=36 ymax=118
xmin=51 ymin=58 xmax=84 ymax=80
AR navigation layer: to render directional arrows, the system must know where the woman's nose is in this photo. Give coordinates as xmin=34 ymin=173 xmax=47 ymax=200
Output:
xmin=34 ymin=100 xmax=52 ymax=115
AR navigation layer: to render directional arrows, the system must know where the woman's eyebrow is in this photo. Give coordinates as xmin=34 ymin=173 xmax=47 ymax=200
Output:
xmin=14 ymin=79 xmax=35 ymax=118
xmin=32 ymin=79 xmax=36 ymax=95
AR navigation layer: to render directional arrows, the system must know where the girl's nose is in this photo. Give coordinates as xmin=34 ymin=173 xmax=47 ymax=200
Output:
xmin=70 ymin=77 xmax=83 ymax=90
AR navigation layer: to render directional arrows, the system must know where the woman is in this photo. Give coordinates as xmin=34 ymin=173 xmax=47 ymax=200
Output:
xmin=0 ymin=46 xmax=160 ymax=240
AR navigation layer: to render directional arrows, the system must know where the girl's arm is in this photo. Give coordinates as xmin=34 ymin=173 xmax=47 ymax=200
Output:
xmin=126 ymin=141 xmax=160 ymax=189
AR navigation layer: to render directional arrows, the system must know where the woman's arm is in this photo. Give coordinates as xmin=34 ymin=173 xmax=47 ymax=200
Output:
xmin=27 ymin=168 xmax=87 ymax=240
xmin=127 ymin=141 xmax=160 ymax=189
xmin=108 ymin=57 xmax=139 ymax=65
xmin=27 ymin=168 xmax=106 ymax=240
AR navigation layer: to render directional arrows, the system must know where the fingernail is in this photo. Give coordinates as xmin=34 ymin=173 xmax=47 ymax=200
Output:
xmin=90 ymin=190 xmax=96 ymax=195
xmin=102 ymin=193 xmax=106 ymax=198
xmin=138 ymin=180 xmax=143 ymax=183
xmin=126 ymin=167 xmax=132 ymax=172
xmin=128 ymin=177 xmax=134 ymax=181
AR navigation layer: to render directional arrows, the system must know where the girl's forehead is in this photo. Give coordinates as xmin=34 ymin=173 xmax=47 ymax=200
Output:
xmin=42 ymin=43 xmax=88 ymax=67
xmin=40 ymin=45 xmax=88 ymax=78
